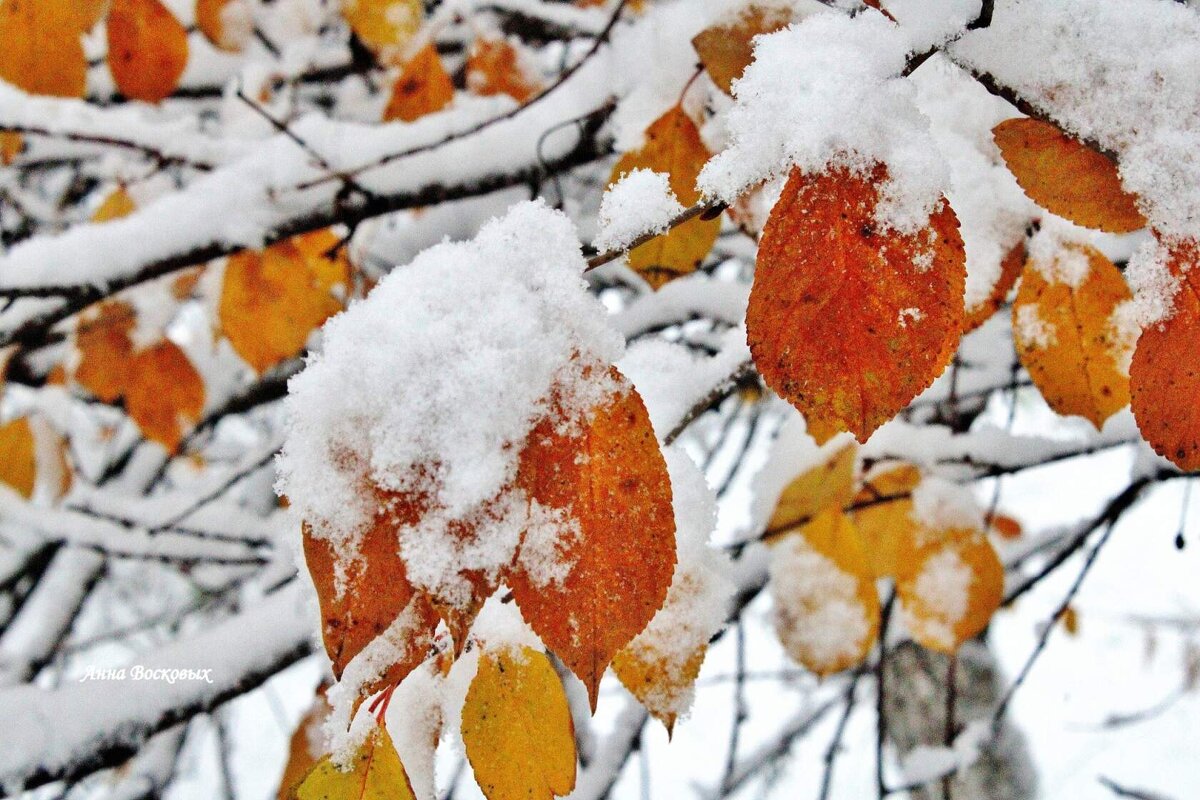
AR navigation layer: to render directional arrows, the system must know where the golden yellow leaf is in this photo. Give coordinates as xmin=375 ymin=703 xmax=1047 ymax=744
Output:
xmin=896 ymin=527 xmax=1004 ymax=654
xmin=993 ymin=117 xmax=1146 ymax=234
xmin=461 ymin=646 xmax=576 ymax=800
xmin=124 ymin=340 xmax=205 ymax=452
xmin=466 ymin=37 xmax=540 ymax=103
xmin=277 ymin=688 xmax=331 ymax=800
xmin=107 ymin=0 xmax=189 ymax=103
xmin=769 ymin=509 xmax=880 ymax=675
xmin=691 ymin=4 xmax=792 ymax=95
xmin=290 ymin=724 xmax=416 ymax=800
xmin=74 ymin=300 xmax=136 ymax=403
xmin=608 ymin=106 xmax=719 ymax=288
xmin=219 ymin=231 xmax=350 ymax=373
xmin=1012 ymin=243 xmax=1131 ymax=428
xmin=849 ymin=462 xmax=921 ymax=579
xmin=765 ymin=442 xmax=857 ymax=540
xmin=1060 ymin=605 xmax=1080 ymax=636
xmin=0 ymin=132 xmax=22 ymax=165
xmin=0 ymin=0 xmax=87 ymax=97
xmin=383 ymin=43 xmax=454 ymax=123
xmin=342 ymin=0 xmax=421 ymax=63
xmin=0 ymin=416 xmax=72 ymax=502
xmin=0 ymin=418 xmax=36 ymax=499
xmin=196 ymin=0 xmax=251 ymax=52
xmin=92 ymin=186 xmax=137 ymax=223
xmin=749 ymin=164 xmax=966 ymax=444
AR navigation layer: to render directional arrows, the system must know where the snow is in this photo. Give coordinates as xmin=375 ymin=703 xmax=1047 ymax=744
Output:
xmin=899 ymin=718 xmax=990 ymax=784
xmin=748 ymin=412 xmax=856 ymax=533
xmin=951 ymin=0 xmax=1200 ymax=241
xmin=593 ymin=168 xmax=683 ymax=253
xmin=278 ymin=200 xmax=622 ymax=608
xmin=697 ymin=11 xmax=949 ymax=233
xmin=1026 ymin=219 xmax=1095 ymax=288
xmin=902 ymin=547 xmax=971 ymax=650
xmin=1013 ymin=304 xmax=1055 ymax=349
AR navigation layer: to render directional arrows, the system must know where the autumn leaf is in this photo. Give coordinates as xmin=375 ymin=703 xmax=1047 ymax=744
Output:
xmin=92 ymin=186 xmax=137 ymax=223
xmin=749 ymin=164 xmax=966 ymax=444
xmin=608 ymin=106 xmax=720 ymax=289
xmin=0 ymin=0 xmax=87 ymax=97
xmin=342 ymin=0 xmax=421 ymax=64
xmin=461 ymin=646 xmax=576 ymax=800
xmin=0 ymin=416 xmax=73 ymax=503
xmin=290 ymin=724 xmax=415 ymax=800
xmin=0 ymin=418 xmax=36 ymax=500
xmin=990 ymin=514 xmax=1023 ymax=540
xmin=964 ymin=240 xmax=1024 ymax=333
xmin=1012 ymin=243 xmax=1131 ymax=428
xmin=69 ymin=0 xmax=109 ymax=31
xmin=1130 ymin=239 xmax=1200 ymax=470
xmin=691 ymin=4 xmax=792 ymax=95
xmin=124 ymin=340 xmax=205 ymax=452
xmin=219 ymin=230 xmax=351 ymax=373
xmin=849 ymin=461 xmax=921 ymax=579
xmin=509 ymin=369 xmax=676 ymax=708
xmin=107 ymin=0 xmax=190 ymax=103
xmin=764 ymin=441 xmax=857 ymax=540
xmin=74 ymin=299 xmax=136 ymax=404
xmin=277 ymin=687 xmax=331 ymax=800
xmin=196 ymin=0 xmax=251 ymax=52
xmin=769 ymin=509 xmax=880 ymax=675
xmin=895 ymin=527 xmax=1004 ymax=654
xmin=466 ymin=38 xmax=541 ymax=103
xmin=0 ymin=132 xmax=22 ymax=165
xmin=993 ymin=118 xmax=1146 ymax=234
xmin=383 ymin=43 xmax=454 ymax=123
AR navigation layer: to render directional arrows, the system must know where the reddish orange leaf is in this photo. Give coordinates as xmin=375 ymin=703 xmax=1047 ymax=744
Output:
xmin=608 ymin=106 xmax=720 ymax=288
xmin=0 ymin=0 xmax=87 ymax=97
xmin=509 ymin=370 xmax=676 ymax=708
xmin=993 ymin=118 xmax=1146 ymax=234
xmin=466 ymin=38 xmax=540 ymax=103
xmin=74 ymin=300 xmax=136 ymax=403
xmin=1130 ymin=240 xmax=1200 ymax=470
xmin=383 ymin=43 xmax=454 ymax=123
xmin=196 ymin=0 xmax=251 ymax=52
xmin=749 ymin=164 xmax=966 ymax=443
xmin=964 ymin=240 xmax=1024 ymax=333
xmin=107 ymin=0 xmax=189 ymax=103
xmin=1012 ymin=243 xmax=1131 ymax=428
xmin=124 ymin=340 xmax=205 ymax=452
xmin=990 ymin=514 xmax=1023 ymax=540
xmin=691 ymin=4 xmax=792 ymax=95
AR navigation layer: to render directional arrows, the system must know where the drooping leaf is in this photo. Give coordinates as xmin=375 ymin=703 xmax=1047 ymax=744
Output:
xmin=895 ymin=527 xmax=1004 ymax=654
xmin=0 ymin=0 xmax=87 ymax=97
xmin=964 ymin=240 xmax=1024 ymax=333
xmin=691 ymin=3 xmax=792 ymax=95
xmin=123 ymin=340 xmax=205 ymax=452
xmin=749 ymin=164 xmax=966 ymax=444
xmin=1012 ymin=243 xmax=1131 ymax=428
xmin=849 ymin=462 xmax=921 ymax=579
xmin=509 ymin=369 xmax=676 ymax=708
xmin=608 ymin=106 xmax=720 ymax=289
xmin=107 ymin=0 xmax=190 ymax=103
xmin=196 ymin=0 xmax=251 ymax=52
xmin=74 ymin=299 xmax=135 ymax=403
xmin=276 ymin=687 xmax=331 ymax=800
xmin=465 ymin=37 xmax=540 ymax=103
xmin=461 ymin=646 xmax=576 ymax=800
xmin=769 ymin=509 xmax=880 ymax=675
xmin=1130 ymin=240 xmax=1200 ymax=470
xmin=764 ymin=442 xmax=857 ymax=540
xmin=383 ymin=43 xmax=454 ymax=123
xmin=993 ymin=118 xmax=1146 ymax=234
xmin=290 ymin=724 xmax=416 ymax=800
xmin=219 ymin=230 xmax=350 ymax=373
xmin=342 ymin=0 xmax=422 ymax=63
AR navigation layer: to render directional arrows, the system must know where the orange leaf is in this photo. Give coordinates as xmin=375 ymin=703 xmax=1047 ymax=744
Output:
xmin=963 ymin=240 xmax=1024 ymax=333
xmin=196 ymin=0 xmax=251 ymax=52
xmin=896 ymin=527 xmax=1003 ymax=654
xmin=92 ymin=186 xmax=137 ymax=222
xmin=509 ymin=370 xmax=676 ymax=708
xmin=1060 ymin=605 xmax=1080 ymax=636
xmin=1012 ymin=243 xmax=1131 ymax=428
xmin=765 ymin=442 xmax=857 ymax=539
xmin=219 ymin=231 xmax=350 ymax=373
xmin=769 ymin=509 xmax=880 ymax=675
xmin=107 ymin=0 xmax=189 ymax=103
xmin=0 ymin=132 xmax=22 ymax=165
xmin=749 ymin=164 xmax=966 ymax=443
xmin=0 ymin=418 xmax=36 ymax=499
xmin=342 ymin=0 xmax=422 ymax=63
xmin=1130 ymin=240 xmax=1200 ymax=470
xmin=608 ymin=106 xmax=720 ymax=288
xmin=383 ymin=43 xmax=454 ymax=123
xmin=461 ymin=646 xmax=577 ymax=800
xmin=69 ymin=0 xmax=109 ymax=31
xmin=691 ymin=4 xmax=792 ymax=95
xmin=0 ymin=416 xmax=73 ymax=503
xmin=850 ymin=462 xmax=921 ymax=579
xmin=989 ymin=513 xmax=1022 ymax=540
xmin=466 ymin=38 xmax=540 ymax=104
xmin=74 ymin=300 xmax=136 ymax=403
xmin=290 ymin=723 xmax=416 ymax=800
xmin=124 ymin=340 xmax=205 ymax=452
xmin=993 ymin=117 xmax=1145 ymax=234
xmin=0 ymin=0 xmax=87 ymax=97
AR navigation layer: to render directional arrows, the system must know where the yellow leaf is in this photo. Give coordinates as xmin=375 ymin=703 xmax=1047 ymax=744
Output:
xmin=608 ymin=106 xmax=719 ymax=288
xmin=691 ymin=4 xmax=792 ymax=95
xmin=1012 ymin=243 xmax=1131 ymax=428
xmin=342 ymin=0 xmax=421 ymax=63
xmin=0 ymin=416 xmax=72 ymax=502
xmin=277 ymin=687 xmax=331 ymax=800
xmin=107 ymin=0 xmax=190 ymax=103
xmin=896 ymin=527 xmax=1004 ymax=654
xmin=612 ymin=643 xmax=704 ymax=737
xmin=765 ymin=442 xmax=857 ymax=539
xmin=219 ymin=231 xmax=350 ymax=373
xmin=124 ymin=340 xmax=205 ymax=452
xmin=92 ymin=186 xmax=137 ymax=222
xmin=196 ymin=0 xmax=251 ymax=52
xmin=291 ymin=724 xmax=416 ymax=800
xmin=465 ymin=37 xmax=540 ymax=104
xmin=461 ymin=646 xmax=576 ymax=800
xmin=769 ymin=509 xmax=880 ymax=676
xmin=0 ymin=0 xmax=87 ymax=97
xmin=0 ymin=418 xmax=36 ymax=499
xmin=993 ymin=117 xmax=1146 ymax=234
xmin=849 ymin=462 xmax=921 ymax=579
xmin=383 ymin=43 xmax=454 ymax=123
